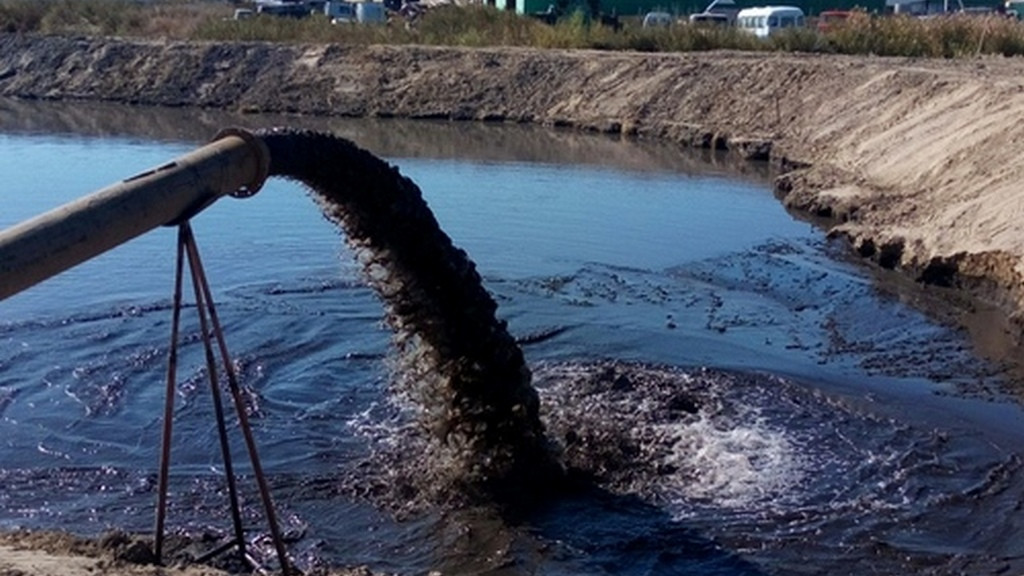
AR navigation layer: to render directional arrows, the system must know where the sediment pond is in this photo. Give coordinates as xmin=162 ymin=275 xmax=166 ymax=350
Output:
xmin=1 ymin=100 xmax=1023 ymax=575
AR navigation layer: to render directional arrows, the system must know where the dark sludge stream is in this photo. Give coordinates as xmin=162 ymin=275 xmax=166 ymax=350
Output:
xmin=260 ymin=128 xmax=562 ymax=505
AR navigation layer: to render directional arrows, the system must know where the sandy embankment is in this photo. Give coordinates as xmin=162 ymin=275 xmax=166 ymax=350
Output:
xmin=0 ymin=530 xmax=378 ymax=575
xmin=0 ymin=530 xmax=227 ymax=576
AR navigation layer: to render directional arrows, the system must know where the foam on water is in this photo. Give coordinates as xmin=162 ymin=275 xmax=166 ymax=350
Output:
xmin=532 ymin=360 xmax=1018 ymax=520
xmin=534 ymin=362 xmax=809 ymax=509
xmin=657 ymin=410 xmax=803 ymax=510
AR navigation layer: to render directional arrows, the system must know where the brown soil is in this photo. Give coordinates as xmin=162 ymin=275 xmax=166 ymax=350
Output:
xmin=0 ymin=530 xmax=379 ymax=576
xmin=0 ymin=530 xmax=226 ymax=576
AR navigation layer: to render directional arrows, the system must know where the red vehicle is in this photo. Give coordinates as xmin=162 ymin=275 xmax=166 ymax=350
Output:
xmin=817 ymin=9 xmax=852 ymax=32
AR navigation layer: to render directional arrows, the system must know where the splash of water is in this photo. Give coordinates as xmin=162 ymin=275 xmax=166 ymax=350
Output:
xmin=259 ymin=128 xmax=563 ymax=504
xmin=535 ymin=360 xmax=807 ymax=511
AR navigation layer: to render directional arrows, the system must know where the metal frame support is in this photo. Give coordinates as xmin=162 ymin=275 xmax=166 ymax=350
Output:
xmin=155 ymin=222 xmax=293 ymax=576
xmin=1 ymin=129 xmax=291 ymax=572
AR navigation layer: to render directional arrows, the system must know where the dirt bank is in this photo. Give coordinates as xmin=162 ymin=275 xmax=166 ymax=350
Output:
xmin=2 ymin=34 xmax=1024 ymax=335
xmin=0 ymin=530 xmax=226 ymax=576
xmin=0 ymin=530 xmax=381 ymax=576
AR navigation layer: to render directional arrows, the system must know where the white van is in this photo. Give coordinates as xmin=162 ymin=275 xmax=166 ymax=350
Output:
xmin=736 ymin=6 xmax=805 ymax=37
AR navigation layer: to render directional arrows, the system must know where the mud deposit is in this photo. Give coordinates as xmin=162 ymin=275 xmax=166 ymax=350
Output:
xmin=2 ymin=111 xmax=1024 ymax=576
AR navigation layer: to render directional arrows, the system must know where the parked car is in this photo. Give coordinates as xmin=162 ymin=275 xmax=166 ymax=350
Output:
xmin=324 ymin=0 xmax=356 ymax=22
xmin=958 ymin=5 xmax=999 ymax=15
xmin=642 ymin=11 xmax=673 ymax=27
xmin=254 ymin=0 xmax=311 ymax=18
xmin=1007 ymin=0 xmax=1024 ymax=19
xmin=736 ymin=5 xmax=805 ymax=37
xmin=701 ymin=0 xmax=739 ymax=22
xmin=356 ymin=1 xmax=387 ymax=23
xmin=816 ymin=9 xmax=851 ymax=31
xmin=689 ymin=12 xmax=731 ymax=25
xmin=324 ymin=0 xmax=387 ymax=23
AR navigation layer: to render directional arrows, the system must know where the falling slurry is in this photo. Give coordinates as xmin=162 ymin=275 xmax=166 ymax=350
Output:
xmin=258 ymin=128 xmax=563 ymax=505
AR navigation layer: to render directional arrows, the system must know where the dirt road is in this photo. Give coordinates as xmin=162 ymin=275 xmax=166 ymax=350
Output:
xmin=2 ymin=34 xmax=1024 ymax=332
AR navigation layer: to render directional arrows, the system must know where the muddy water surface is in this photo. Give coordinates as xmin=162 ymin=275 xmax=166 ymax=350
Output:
xmin=1 ymin=100 xmax=1023 ymax=575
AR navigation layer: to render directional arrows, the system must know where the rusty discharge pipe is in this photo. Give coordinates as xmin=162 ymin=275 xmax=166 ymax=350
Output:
xmin=0 ymin=129 xmax=269 ymax=301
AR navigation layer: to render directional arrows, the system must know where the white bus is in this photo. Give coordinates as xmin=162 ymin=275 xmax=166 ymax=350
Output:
xmin=736 ymin=6 xmax=805 ymax=37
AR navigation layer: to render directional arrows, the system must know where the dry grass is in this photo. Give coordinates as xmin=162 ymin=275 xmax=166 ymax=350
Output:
xmin=0 ymin=0 xmax=228 ymax=37
xmin=3 ymin=0 xmax=1024 ymax=57
xmin=821 ymin=11 xmax=1024 ymax=57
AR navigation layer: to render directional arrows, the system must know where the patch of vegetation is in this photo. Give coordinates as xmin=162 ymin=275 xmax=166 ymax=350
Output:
xmin=820 ymin=10 xmax=1021 ymax=57
xmin=3 ymin=0 xmax=1024 ymax=58
xmin=0 ymin=0 xmax=223 ymax=37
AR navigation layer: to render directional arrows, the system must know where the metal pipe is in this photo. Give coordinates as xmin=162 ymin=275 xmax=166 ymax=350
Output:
xmin=0 ymin=128 xmax=269 ymax=301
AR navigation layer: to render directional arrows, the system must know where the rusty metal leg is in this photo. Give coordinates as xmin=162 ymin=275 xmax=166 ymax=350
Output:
xmin=182 ymin=223 xmax=249 ymax=562
xmin=182 ymin=224 xmax=293 ymax=576
xmin=154 ymin=226 xmax=188 ymax=562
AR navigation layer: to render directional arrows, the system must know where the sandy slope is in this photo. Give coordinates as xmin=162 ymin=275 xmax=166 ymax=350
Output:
xmin=0 ymin=531 xmax=228 ymax=576
xmin=0 ymin=530 xmax=380 ymax=576
xmin=772 ymin=58 xmax=1024 ymax=312
xmin=0 ymin=544 xmax=223 ymax=576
